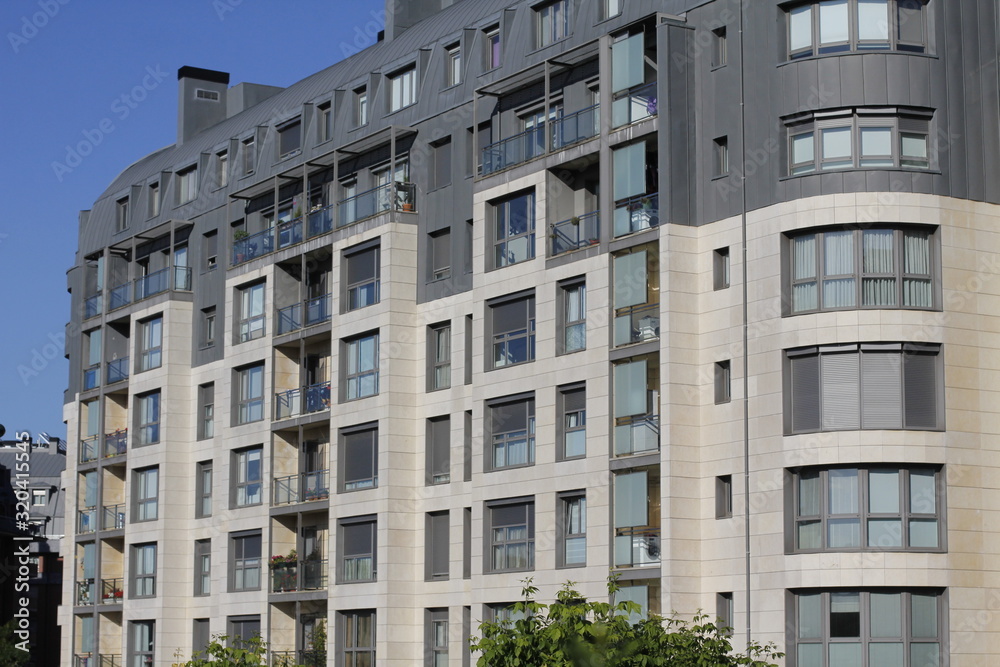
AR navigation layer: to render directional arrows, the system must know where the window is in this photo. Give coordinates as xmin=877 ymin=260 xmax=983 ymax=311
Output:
xmin=487 ymin=395 xmax=535 ymax=470
xmin=134 ymin=467 xmax=158 ymax=522
xmin=232 ymin=447 xmax=263 ymax=507
xmin=194 ymin=539 xmax=211 ymax=596
xmin=603 ymin=0 xmax=621 ymax=19
xmin=484 ymin=26 xmax=501 ymax=69
xmin=316 ymin=101 xmax=334 ymax=143
xmin=714 ymin=136 xmax=729 ymax=176
xmin=429 ymin=230 xmax=451 ymax=281
xmin=427 ymin=416 xmax=451 ymax=485
xmin=148 ymin=182 xmax=160 ymax=218
xmin=193 ymin=619 xmax=210 ymax=657
xmin=492 ymin=191 xmax=535 ymax=268
xmin=31 ymin=489 xmax=46 ymax=506
xmin=786 ymin=342 xmax=942 ymax=433
xmin=787 ymin=0 xmax=928 ymax=59
xmin=136 ymin=391 xmax=160 ymax=446
xmin=612 ymin=244 xmax=659 ymax=346
xmin=431 ymin=139 xmax=452 ymax=190
xmin=344 ymin=332 xmax=379 ymax=400
xmin=200 ymin=307 xmax=216 ymax=348
xmin=715 ymin=360 xmax=731 ymax=404
xmin=612 ymin=141 xmax=658 ymax=235
xmin=559 ymin=278 xmax=586 ymax=354
xmin=788 ymin=111 xmax=931 ymax=174
xmin=489 ymin=292 xmax=535 ymax=369
xmin=196 ymin=383 xmax=214 ymax=441
xmin=196 ymin=461 xmax=212 ymax=518
xmin=344 ymin=245 xmax=380 ymax=310
xmin=238 ymin=282 xmax=266 ymax=342
xmin=428 ymin=323 xmax=451 ymax=391
xmin=463 ymin=412 xmax=473 ymax=482
xmin=138 ymin=316 xmax=162 ymax=371
xmin=339 ymin=517 xmax=376 ymax=582
xmin=230 ymin=531 xmax=262 ymax=591
xmin=116 ymin=197 xmax=129 ymax=232
xmin=790 ymin=589 xmax=944 ymax=666
xmin=83 ymin=328 xmax=101 ymax=390
xmin=536 ymin=0 xmax=570 ymax=48
xmin=340 ymin=610 xmax=376 ymax=666
xmin=717 ymin=592 xmax=734 ymax=635
xmin=558 ymin=492 xmax=586 ymax=567
xmin=228 ymin=616 xmax=261 ymax=650
xmin=787 ymin=226 xmax=936 ymax=313
xmin=389 ymin=66 xmax=417 ymax=112
xmin=131 ymin=543 xmax=156 ymax=598
xmin=202 ymin=230 xmax=218 ymax=271
xmin=445 ymin=45 xmax=462 ymax=86
xmin=464 ymin=314 xmax=473 ymax=385
xmin=714 ymin=247 xmax=730 ymax=290
xmin=716 ymin=475 xmax=733 ymax=519
xmin=178 ymin=166 xmax=198 ymax=204
xmin=129 ymin=621 xmax=154 ymax=666
xmin=559 ymin=384 xmax=586 ymax=460
xmin=613 ymin=355 xmax=660 ymax=456
xmin=426 ymin=511 xmax=450 ymax=580
xmin=712 ymin=26 xmax=727 ymax=66
xmin=278 ymin=119 xmax=301 ymax=159
xmin=242 ymin=137 xmax=255 ymax=175
xmin=611 ymin=29 xmax=657 ymax=128
xmin=215 ymin=151 xmax=228 ymax=188
xmin=486 ymin=498 xmax=534 ymax=572
xmin=355 ymin=88 xmax=368 ymax=126
xmin=426 ymin=608 xmax=449 ymax=666
xmin=340 ymin=425 xmax=378 ymax=491
xmin=791 ymin=466 xmax=943 ymax=552
xmin=463 ymin=507 xmax=472 ymax=579
xmin=237 ymin=364 xmax=264 ymax=424
xmin=613 ymin=466 xmax=661 ymax=568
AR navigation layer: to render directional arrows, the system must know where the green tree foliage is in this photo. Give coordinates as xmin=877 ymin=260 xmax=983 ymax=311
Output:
xmin=470 ymin=578 xmax=783 ymax=667
xmin=174 ymin=634 xmax=268 ymax=667
xmin=0 ymin=620 xmax=29 ymax=665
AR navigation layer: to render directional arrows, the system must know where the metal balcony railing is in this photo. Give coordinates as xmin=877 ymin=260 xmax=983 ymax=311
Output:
xmin=108 ymin=283 xmax=131 ymax=310
xmin=613 ymin=414 xmax=660 ymax=456
xmin=273 ymin=470 xmax=331 ymax=506
xmin=78 ymin=508 xmax=97 ymax=533
xmin=613 ymin=193 xmax=659 ymax=238
xmin=101 ymin=577 xmax=124 ymax=603
xmin=338 ymin=181 xmax=416 ymax=227
xmin=84 ymin=294 xmax=102 ymax=319
xmin=270 ymin=559 xmax=329 ymax=593
xmin=102 ymin=504 xmax=125 ymax=530
xmin=274 ymin=381 xmax=331 ymax=420
xmin=76 ymin=578 xmax=95 ymax=605
xmin=614 ymin=528 xmax=661 ymax=568
xmin=552 ymin=104 xmax=599 ymax=149
xmin=482 ymin=126 xmax=546 ymax=175
xmin=550 ymin=211 xmax=600 ymax=255
xmin=276 ymin=294 xmax=332 ymax=335
xmin=613 ymin=302 xmax=660 ymax=347
xmin=612 ymin=81 xmax=657 ymax=128
xmin=99 ymin=656 xmax=122 ymax=667
xmin=106 ymin=357 xmax=129 ymax=384
xmin=103 ymin=430 xmax=127 ymax=458
xmin=80 ymin=436 xmax=98 ymax=464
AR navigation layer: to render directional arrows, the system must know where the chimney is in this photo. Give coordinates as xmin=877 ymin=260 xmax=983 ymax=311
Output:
xmin=177 ymin=66 xmax=230 ymax=144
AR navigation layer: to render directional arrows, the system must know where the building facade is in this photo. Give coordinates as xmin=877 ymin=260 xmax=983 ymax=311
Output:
xmin=60 ymin=0 xmax=1000 ymax=665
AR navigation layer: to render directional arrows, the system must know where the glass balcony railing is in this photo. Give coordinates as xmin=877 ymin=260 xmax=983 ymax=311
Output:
xmin=103 ymin=430 xmax=127 ymax=458
xmin=84 ymin=294 xmax=102 ymax=319
xmin=76 ymin=578 xmax=96 ymax=605
xmin=173 ymin=266 xmax=192 ymax=291
xmin=613 ymin=302 xmax=660 ymax=347
xmin=80 ymin=436 xmax=98 ymax=464
xmin=274 ymin=382 xmax=331 ymax=420
xmin=106 ymin=357 xmax=129 ymax=384
xmin=482 ymin=126 xmax=546 ymax=175
xmin=550 ymin=211 xmax=600 ymax=255
xmin=612 ymin=81 xmax=657 ymax=128
xmin=78 ymin=508 xmax=97 ymax=533
xmin=108 ymin=284 xmax=131 ymax=310
xmin=338 ymin=182 xmax=416 ymax=227
xmin=101 ymin=577 xmax=124 ymax=603
xmin=83 ymin=365 xmax=100 ymax=391
xmin=613 ymin=193 xmax=659 ymax=238
xmin=613 ymin=414 xmax=660 ymax=456
xmin=271 ymin=559 xmax=328 ymax=593
xmin=134 ymin=267 xmax=170 ymax=302
xmin=552 ymin=104 xmax=599 ymax=149
xmin=273 ymin=470 xmax=331 ymax=506
xmin=233 ymin=228 xmax=274 ymax=266
xmin=614 ymin=528 xmax=661 ymax=568
xmin=307 ymin=204 xmax=334 ymax=238
xmin=102 ymin=504 xmax=125 ymax=530
xmin=277 ymin=294 xmax=332 ymax=335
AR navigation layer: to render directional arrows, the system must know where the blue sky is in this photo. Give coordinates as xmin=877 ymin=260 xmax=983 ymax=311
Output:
xmin=0 ymin=0 xmax=383 ymax=439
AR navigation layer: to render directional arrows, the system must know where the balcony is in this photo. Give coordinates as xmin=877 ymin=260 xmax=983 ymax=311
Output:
xmin=273 ymin=470 xmax=331 ymax=506
xmin=276 ymin=294 xmax=332 ymax=335
xmin=482 ymin=126 xmax=546 ymax=175
xmin=84 ymin=294 xmax=102 ymax=319
xmin=274 ymin=382 xmax=331 ymax=421
xmin=550 ymin=211 xmax=600 ymax=255
xmin=100 ymin=656 xmax=122 ymax=667
xmin=307 ymin=204 xmax=334 ymax=238
xmin=83 ymin=365 xmax=100 ymax=391
xmin=614 ymin=528 xmax=661 ymax=568
xmin=232 ymin=217 xmax=307 ymax=267
xmin=270 ymin=558 xmax=328 ymax=593
xmin=613 ymin=302 xmax=660 ymax=347
xmin=552 ymin=104 xmax=599 ymax=150
xmin=102 ymin=504 xmax=125 ymax=531
xmin=101 ymin=577 xmax=124 ymax=604
xmin=103 ymin=430 xmax=127 ymax=458
xmin=75 ymin=655 xmax=95 ymax=667
xmin=78 ymin=508 xmax=97 ymax=534
xmin=76 ymin=578 xmax=95 ymax=605
xmin=613 ymin=193 xmax=659 ymax=238
xmin=338 ymin=182 xmax=417 ymax=227
xmin=80 ymin=436 xmax=98 ymax=464
xmin=612 ymin=81 xmax=657 ymax=128
xmin=133 ymin=268 xmax=169 ymax=301
xmin=108 ymin=283 xmax=131 ymax=310
xmin=106 ymin=357 xmax=129 ymax=385
xmin=613 ymin=415 xmax=660 ymax=456
xmin=272 ymin=650 xmax=326 ymax=667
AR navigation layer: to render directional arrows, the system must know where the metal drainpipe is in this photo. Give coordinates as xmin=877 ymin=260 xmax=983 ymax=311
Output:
xmin=738 ymin=0 xmax=752 ymax=644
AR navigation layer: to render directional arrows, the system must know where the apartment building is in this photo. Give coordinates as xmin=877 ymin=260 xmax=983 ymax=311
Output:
xmin=61 ymin=0 xmax=1000 ymax=665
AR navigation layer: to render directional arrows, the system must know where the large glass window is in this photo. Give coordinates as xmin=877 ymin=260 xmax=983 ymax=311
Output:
xmin=492 ymin=191 xmax=535 ymax=268
xmin=239 ymin=283 xmax=265 ymax=342
xmin=488 ymin=395 xmax=535 ymax=470
xmin=487 ymin=499 xmax=534 ymax=573
xmin=787 ymin=0 xmax=928 ymax=59
xmin=612 ymin=142 xmax=658 ymax=237
xmin=134 ymin=467 xmax=158 ymax=522
xmin=138 ymin=316 xmax=162 ymax=372
xmin=130 ymin=621 xmax=155 ymax=666
xmin=791 ymin=466 xmax=943 ymax=551
xmin=231 ymin=532 xmax=262 ymax=591
xmin=611 ymin=27 xmax=657 ymax=128
xmin=340 ymin=517 xmax=377 ymax=583
xmin=559 ymin=492 xmax=586 ymax=567
xmin=788 ymin=227 xmax=936 ymax=313
xmin=489 ymin=293 xmax=535 ymax=369
xmin=232 ymin=447 xmax=262 ymax=507
xmin=341 ymin=610 xmax=376 ymax=666
xmin=341 ymin=426 xmax=378 ymax=491
xmin=536 ymin=0 xmax=570 ymax=47
xmin=786 ymin=343 xmax=942 ymax=433
xmin=613 ymin=355 xmax=660 ymax=456
xmin=136 ymin=391 xmax=160 ymax=446
xmin=237 ymin=364 xmax=264 ymax=424
xmin=791 ymin=589 xmax=944 ymax=666
xmin=344 ymin=333 xmax=379 ymax=400
xmin=344 ymin=245 xmax=380 ymax=311
xmin=131 ymin=543 xmax=156 ymax=598
xmin=787 ymin=112 xmax=931 ymax=174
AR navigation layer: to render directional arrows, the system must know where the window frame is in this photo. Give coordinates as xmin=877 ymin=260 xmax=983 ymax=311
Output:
xmin=338 ymin=515 xmax=377 ymax=583
xmin=445 ymin=44 xmax=462 ymax=87
xmin=137 ymin=315 xmax=162 ymax=372
xmin=194 ymin=538 xmax=211 ymax=596
xmin=558 ymin=383 xmax=587 ymax=461
xmin=136 ymin=390 xmax=161 ymax=447
xmin=389 ymin=65 xmax=417 ymax=113
xmin=238 ymin=282 xmax=266 ymax=342
xmin=354 ymin=88 xmax=369 ymax=127
xmin=116 ymin=197 xmax=129 ymax=232
xmin=277 ymin=118 xmax=302 ymax=160
xmin=428 ymin=322 xmax=452 ymax=391
xmin=786 ymin=0 xmax=929 ymax=60
xmin=340 ymin=610 xmax=376 ymax=666
xmin=611 ymin=243 xmax=660 ymax=347
xmin=230 ymin=530 xmax=262 ymax=592
xmin=715 ymin=360 xmax=732 ymax=405
xmin=612 ymin=354 xmax=660 ymax=457
xmin=713 ymin=136 xmax=729 ymax=176
xmin=343 ymin=332 xmax=380 ymax=401
xmin=131 ymin=542 xmax=157 ymax=599
xmin=429 ymin=228 xmax=452 ymax=282
xmin=714 ymin=247 xmax=731 ymax=290
xmin=487 ymin=291 xmax=536 ymax=370
xmin=485 ymin=497 xmax=535 ymax=574
xmin=129 ymin=620 xmax=155 ymax=666
xmin=486 ymin=394 xmax=536 ymax=472
xmin=242 ymin=136 xmax=255 ymax=176
xmin=426 ymin=416 xmax=451 ymax=485
xmin=535 ymin=0 xmax=571 ymax=48
xmin=558 ymin=277 xmax=587 ymax=355
xmin=343 ymin=244 xmax=380 ymax=312
xmin=425 ymin=510 xmax=450 ymax=581
xmin=426 ymin=608 xmax=449 ymax=667
xmin=491 ymin=190 xmax=535 ymax=269
xmin=716 ymin=475 xmax=733 ymax=519
xmin=216 ymin=150 xmax=228 ymax=188
xmin=557 ymin=491 xmax=587 ymax=568
xmin=177 ymin=165 xmax=199 ymax=205
xmin=484 ymin=26 xmax=501 ymax=70
xmin=712 ymin=26 xmax=727 ymax=67
xmin=231 ymin=446 xmax=263 ymax=508
xmin=148 ymin=182 xmax=160 ymax=218
xmin=318 ymin=101 xmax=334 ymax=143
xmin=196 ymin=460 xmax=213 ymax=518
xmin=339 ymin=424 xmax=378 ymax=492
xmin=133 ymin=466 xmax=159 ymax=523
xmin=236 ymin=363 xmax=265 ymax=425
xmin=198 ymin=383 xmax=215 ymax=440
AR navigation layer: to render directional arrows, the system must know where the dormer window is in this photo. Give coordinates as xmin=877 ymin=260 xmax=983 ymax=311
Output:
xmin=277 ymin=119 xmax=301 ymax=160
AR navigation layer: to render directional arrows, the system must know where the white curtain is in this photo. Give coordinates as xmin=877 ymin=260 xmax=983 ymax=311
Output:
xmin=793 ymin=235 xmax=818 ymax=311
xmin=823 ymin=231 xmax=855 ymax=307
xmin=862 ymin=228 xmax=896 ymax=306
xmin=903 ymin=230 xmax=932 ymax=306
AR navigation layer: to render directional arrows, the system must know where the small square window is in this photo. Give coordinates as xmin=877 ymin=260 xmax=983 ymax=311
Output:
xmin=485 ymin=498 xmax=534 ymax=573
xmin=714 ymin=247 xmax=730 ymax=290
xmin=339 ymin=516 xmax=377 ymax=583
xmin=31 ymin=489 xmax=47 ymax=506
xmin=715 ymin=360 xmax=731 ymax=404
xmin=713 ymin=136 xmax=729 ymax=176
xmin=712 ymin=26 xmax=727 ymax=67
xmin=716 ymin=475 xmax=733 ymax=519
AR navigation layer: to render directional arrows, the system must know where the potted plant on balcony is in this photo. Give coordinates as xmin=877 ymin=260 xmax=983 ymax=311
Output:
xmin=270 ymin=549 xmax=298 ymax=592
xmin=233 ymin=229 xmax=250 ymax=263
